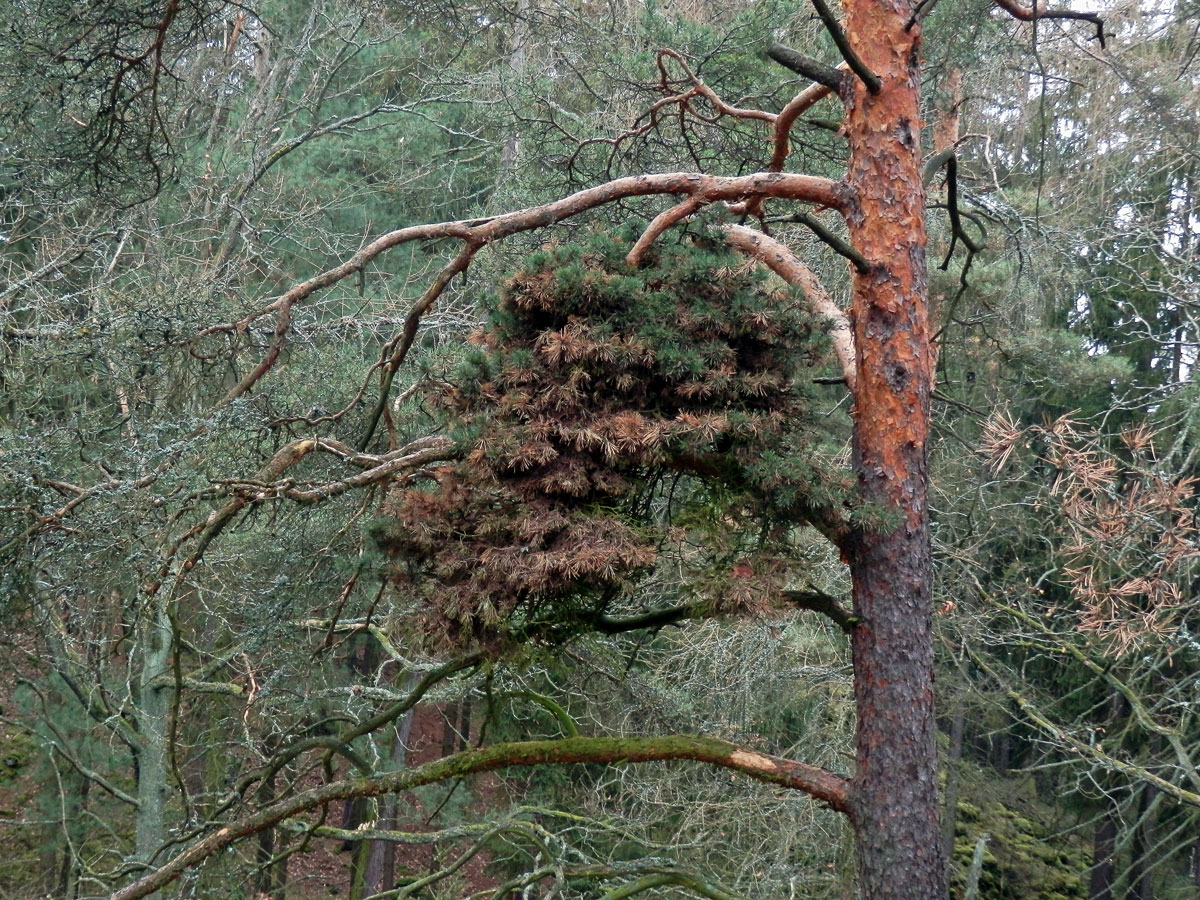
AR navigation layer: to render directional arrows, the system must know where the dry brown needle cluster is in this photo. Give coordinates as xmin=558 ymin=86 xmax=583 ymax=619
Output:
xmin=374 ymin=230 xmax=843 ymax=649
xmin=982 ymin=412 xmax=1198 ymax=653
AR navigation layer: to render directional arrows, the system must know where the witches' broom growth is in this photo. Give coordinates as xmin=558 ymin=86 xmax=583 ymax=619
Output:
xmin=373 ymin=226 xmax=853 ymax=649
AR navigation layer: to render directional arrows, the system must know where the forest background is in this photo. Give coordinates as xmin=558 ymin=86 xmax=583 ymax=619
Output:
xmin=0 ymin=1 xmax=1198 ymax=899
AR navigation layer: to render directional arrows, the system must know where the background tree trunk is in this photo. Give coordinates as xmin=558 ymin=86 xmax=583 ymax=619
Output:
xmin=359 ymin=674 xmax=421 ymax=899
xmin=134 ymin=602 xmax=173 ymax=900
xmin=1090 ymin=810 xmax=1116 ymax=900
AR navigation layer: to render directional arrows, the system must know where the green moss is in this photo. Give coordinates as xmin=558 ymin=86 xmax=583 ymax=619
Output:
xmin=0 ymin=727 xmax=35 ymax=785
xmin=951 ymin=796 xmax=1088 ymax=900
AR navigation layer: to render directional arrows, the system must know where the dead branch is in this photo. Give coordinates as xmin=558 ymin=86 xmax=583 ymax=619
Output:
xmin=358 ymin=245 xmax=478 ymax=449
xmin=139 ymin=436 xmax=454 ymax=605
xmin=721 ymin=225 xmax=856 ymax=391
xmin=767 ymin=211 xmax=870 ymax=274
xmin=109 ymin=735 xmax=850 ymax=900
xmin=766 ymin=45 xmax=846 ymax=93
xmin=808 ymin=0 xmax=881 ymax=93
xmin=992 ymin=0 xmax=1107 ymax=48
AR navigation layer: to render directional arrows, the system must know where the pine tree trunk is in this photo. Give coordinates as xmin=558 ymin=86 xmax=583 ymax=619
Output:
xmin=840 ymin=3 xmax=945 ymax=898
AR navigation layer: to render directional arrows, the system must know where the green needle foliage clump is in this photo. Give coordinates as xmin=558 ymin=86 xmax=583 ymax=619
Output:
xmin=375 ymin=225 xmax=851 ymax=650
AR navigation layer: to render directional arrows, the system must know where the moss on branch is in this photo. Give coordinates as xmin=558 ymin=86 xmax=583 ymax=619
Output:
xmin=110 ymin=734 xmax=849 ymax=900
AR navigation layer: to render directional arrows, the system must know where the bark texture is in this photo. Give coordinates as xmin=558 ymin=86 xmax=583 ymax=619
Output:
xmin=839 ymin=2 xmax=946 ymax=898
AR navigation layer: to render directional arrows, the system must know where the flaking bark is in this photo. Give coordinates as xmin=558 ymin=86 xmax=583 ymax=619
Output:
xmin=839 ymin=2 xmax=946 ymax=898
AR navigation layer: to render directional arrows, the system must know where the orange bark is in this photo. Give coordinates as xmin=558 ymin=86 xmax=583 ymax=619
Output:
xmin=839 ymin=3 xmax=945 ymax=898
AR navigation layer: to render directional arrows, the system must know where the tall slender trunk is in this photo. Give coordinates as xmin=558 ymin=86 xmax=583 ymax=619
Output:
xmin=361 ymin=674 xmax=422 ymax=898
xmin=940 ymin=704 xmax=966 ymax=879
xmin=1126 ymin=782 xmax=1159 ymax=900
xmin=1192 ymin=826 xmax=1200 ymax=889
xmin=134 ymin=602 xmax=173 ymax=900
xmin=1089 ymin=810 xmax=1116 ymax=900
xmin=840 ymin=3 xmax=945 ymax=898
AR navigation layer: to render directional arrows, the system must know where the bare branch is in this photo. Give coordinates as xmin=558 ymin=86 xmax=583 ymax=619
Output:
xmin=140 ymin=436 xmax=454 ymax=604
xmin=359 ymin=245 xmax=479 ymax=449
xmin=991 ymin=0 xmax=1107 ymax=48
xmin=976 ymin=583 xmax=1200 ymax=796
xmin=721 ymin=225 xmax=856 ymax=391
xmin=808 ymin=0 xmax=882 ymax=94
xmin=967 ymin=646 xmax=1200 ymax=808
xmin=216 ymin=171 xmax=844 ymax=407
xmin=0 ymin=473 xmax=159 ymax=561
xmin=109 ymin=735 xmax=850 ymax=900
xmin=657 ymin=49 xmax=776 ymax=125
xmin=937 ymin=155 xmax=982 ymax=270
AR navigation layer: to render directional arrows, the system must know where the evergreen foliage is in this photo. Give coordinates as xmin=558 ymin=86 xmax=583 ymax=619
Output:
xmin=375 ymin=225 xmax=850 ymax=649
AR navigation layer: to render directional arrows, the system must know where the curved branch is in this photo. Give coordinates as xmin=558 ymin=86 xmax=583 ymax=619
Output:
xmin=496 ymin=690 xmax=581 ymax=737
xmin=583 ymin=586 xmax=853 ymax=636
xmin=232 ymin=651 xmax=486 ymax=803
xmin=626 ymin=198 xmax=704 ymax=265
xmin=656 ymin=49 xmax=776 ymax=126
xmin=0 ymin=473 xmax=158 ymax=561
xmin=593 ymin=870 xmax=748 ymax=900
xmin=215 ymin=171 xmax=844 ymax=406
xmin=991 ymin=0 xmax=1106 ymax=48
xmin=721 ymin=225 xmax=856 ymax=391
xmin=769 ymin=77 xmax=841 ymax=172
xmin=921 ymin=148 xmax=955 ymax=188
xmin=978 ymin=586 xmax=1200 ymax=795
xmin=782 ymin=589 xmax=857 ymax=634
xmin=110 ymin=736 xmax=850 ymax=900
xmin=937 ymin=155 xmax=982 ymax=271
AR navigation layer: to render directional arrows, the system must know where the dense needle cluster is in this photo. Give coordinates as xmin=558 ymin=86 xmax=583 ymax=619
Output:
xmin=375 ymin=226 xmax=848 ymax=649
